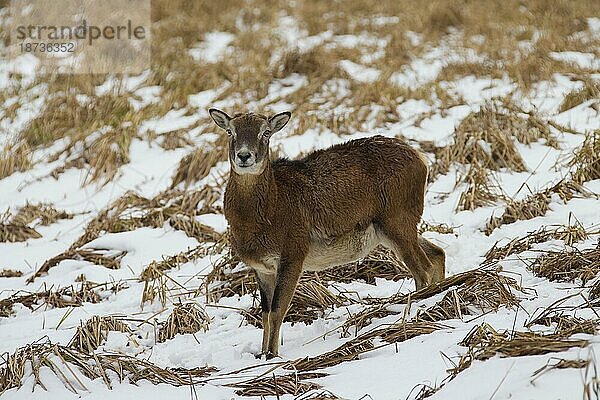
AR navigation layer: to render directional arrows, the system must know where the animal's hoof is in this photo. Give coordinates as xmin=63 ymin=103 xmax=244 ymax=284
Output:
xmin=265 ymin=352 xmax=278 ymax=360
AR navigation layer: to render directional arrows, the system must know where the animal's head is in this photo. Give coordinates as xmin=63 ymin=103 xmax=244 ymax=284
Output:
xmin=208 ymin=109 xmax=291 ymax=175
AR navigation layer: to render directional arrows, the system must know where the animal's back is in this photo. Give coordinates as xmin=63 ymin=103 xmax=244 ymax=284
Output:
xmin=272 ymin=135 xmax=428 ymax=238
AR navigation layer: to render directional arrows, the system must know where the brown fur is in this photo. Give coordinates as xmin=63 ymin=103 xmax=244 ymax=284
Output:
xmin=209 ymin=109 xmax=445 ymax=358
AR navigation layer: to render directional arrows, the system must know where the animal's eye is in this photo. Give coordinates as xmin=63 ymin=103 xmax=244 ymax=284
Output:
xmin=226 ymin=129 xmax=232 ymax=136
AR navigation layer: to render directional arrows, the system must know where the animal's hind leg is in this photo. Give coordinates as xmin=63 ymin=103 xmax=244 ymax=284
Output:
xmin=255 ymin=271 xmax=275 ymax=357
xmin=418 ymin=236 xmax=445 ymax=282
xmin=380 ymin=223 xmax=436 ymax=290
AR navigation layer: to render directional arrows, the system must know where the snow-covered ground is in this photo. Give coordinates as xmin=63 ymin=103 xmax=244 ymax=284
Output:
xmin=1 ymin=11 xmax=600 ymax=400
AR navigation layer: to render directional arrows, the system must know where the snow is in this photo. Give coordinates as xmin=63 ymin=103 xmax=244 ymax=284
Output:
xmin=189 ymin=32 xmax=235 ymax=63
xmin=2 ymin=15 xmax=600 ymax=400
xmin=549 ymin=51 xmax=600 ymax=70
xmin=339 ymin=60 xmax=381 ymax=83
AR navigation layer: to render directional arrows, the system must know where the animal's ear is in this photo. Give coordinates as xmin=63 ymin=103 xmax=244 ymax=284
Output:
xmin=268 ymin=111 xmax=291 ymax=133
xmin=208 ymin=108 xmax=232 ymax=130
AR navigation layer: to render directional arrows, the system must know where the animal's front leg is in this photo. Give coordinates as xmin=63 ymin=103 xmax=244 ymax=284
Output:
xmin=255 ymin=271 xmax=275 ymax=357
xmin=267 ymin=255 xmax=303 ymax=359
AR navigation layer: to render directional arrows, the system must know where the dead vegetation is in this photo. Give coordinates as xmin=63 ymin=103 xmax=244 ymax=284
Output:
xmin=229 ymin=372 xmax=325 ymax=397
xmin=0 ymin=282 xmax=102 ymax=317
xmin=140 ymin=246 xmax=208 ymax=282
xmin=484 ymin=180 xmax=594 ymax=234
xmin=0 ymin=340 xmax=216 ymax=394
xmin=69 ymin=186 xmax=221 ymax=251
xmin=245 ymin=277 xmax=347 ymax=326
xmin=12 ymin=203 xmax=73 ymax=226
xmin=449 ymin=321 xmax=594 ymax=377
xmin=287 ymin=321 xmax=444 ymax=372
xmin=0 ymin=203 xmax=73 ymax=243
xmin=342 ymin=269 xmax=521 ymax=338
xmin=484 ymin=224 xmax=589 ymax=262
xmin=529 ymin=242 xmax=600 ymax=284
xmin=0 ymin=269 xmax=22 ymax=278
xmin=415 ymin=270 xmax=521 ymax=322
xmin=456 ymin=164 xmax=503 ymax=211
xmin=0 ymin=222 xmax=41 ymax=243
xmin=170 ymin=135 xmax=228 ymax=188
xmin=157 ymin=303 xmax=210 ymax=342
xmin=0 ymin=203 xmax=73 ymax=242
xmin=287 ymin=338 xmax=376 ymax=372
xmin=69 ymin=316 xmax=131 ymax=353
xmin=430 ymin=102 xmax=569 ymax=212
xmin=28 ymin=248 xmax=126 ymax=283
xmin=1 ymin=0 xmax=600 ymax=396
xmin=345 ymin=269 xmax=522 ymax=335
xmin=0 ymin=144 xmax=31 ymax=180
xmin=158 ymin=129 xmax=194 ymax=150
xmin=369 ymin=268 xmax=521 ymax=306
xmin=560 ymin=80 xmax=600 ymax=112
xmin=205 ymin=246 xmax=410 ymax=326
xmin=568 ymin=130 xmax=600 ymax=184
xmin=433 ymin=103 xmax=559 ymax=177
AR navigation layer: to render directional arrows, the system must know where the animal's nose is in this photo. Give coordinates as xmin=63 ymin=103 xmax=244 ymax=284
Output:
xmin=237 ymin=151 xmax=252 ymax=163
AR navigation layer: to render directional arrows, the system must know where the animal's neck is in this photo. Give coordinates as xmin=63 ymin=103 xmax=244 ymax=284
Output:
xmin=225 ymin=163 xmax=277 ymax=226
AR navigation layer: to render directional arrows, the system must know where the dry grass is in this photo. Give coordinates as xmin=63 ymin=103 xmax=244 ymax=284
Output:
xmin=0 ymin=222 xmax=41 ymax=243
xmin=12 ymin=203 xmax=73 ymax=226
xmin=415 ymin=270 xmax=521 ymax=322
xmin=17 ymin=91 xmax=143 ymax=184
xmin=170 ymin=135 xmax=228 ymax=188
xmin=450 ymin=322 xmax=593 ymax=377
xmin=0 ymin=283 xmax=102 ymax=317
xmin=0 ymin=269 xmax=22 ymax=278
xmin=140 ymin=246 xmax=208 ymax=281
xmin=419 ymin=221 xmax=456 ymax=235
xmin=206 ymin=254 xmax=352 ymax=326
xmin=568 ymin=130 xmax=600 ymax=184
xmin=28 ymin=249 xmax=126 ymax=283
xmin=529 ymin=242 xmax=600 ymax=284
xmin=429 ymin=100 xmax=569 ymax=212
xmin=0 ymin=144 xmax=31 ymax=180
xmin=369 ymin=269 xmax=519 ymax=305
xmin=229 ymin=372 xmax=325 ymax=397
xmin=346 ymin=269 xmax=522 ymax=337
xmin=70 ymin=187 xmax=221 ymax=250
xmin=0 ymin=205 xmax=70 ymax=243
xmin=0 ymin=202 xmax=74 ymax=243
xmin=69 ymin=316 xmax=131 ymax=353
xmin=435 ymin=108 xmax=522 ymax=175
xmin=485 ymin=190 xmax=551 ymax=235
xmin=437 ymin=61 xmax=504 ymax=82
xmin=484 ymin=224 xmax=589 ymax=262
xmin=288 ymin=321 xmax=444 ymax=372
xmin=0 ymin=340 xmax=217 ymax=393
xmin=527 ymin=312 xmax=597 ymax=336
xmin=246 ymin=277 xmax=348 ymax=327
xmin=434 ymin=102 xmax=562 ymax=176
xmin=456 ymin=164 xmax=503 ymax=211
xmin=287 ymin=338 xmax=375 ymax=372
xmin=483 ymin=179 xmax=593 ymax=235
xmin=158 ymin=129 xmax=194 ymax=150
xmin=343 ymin=269 xmax=521 ymax=336
xmin=560 ymin=80 xmax=600 ymax=112
xmin=340 ymin=303 xmax=397 ymax=338
xmin=157 ymin=303 xmax=210 ymax=342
